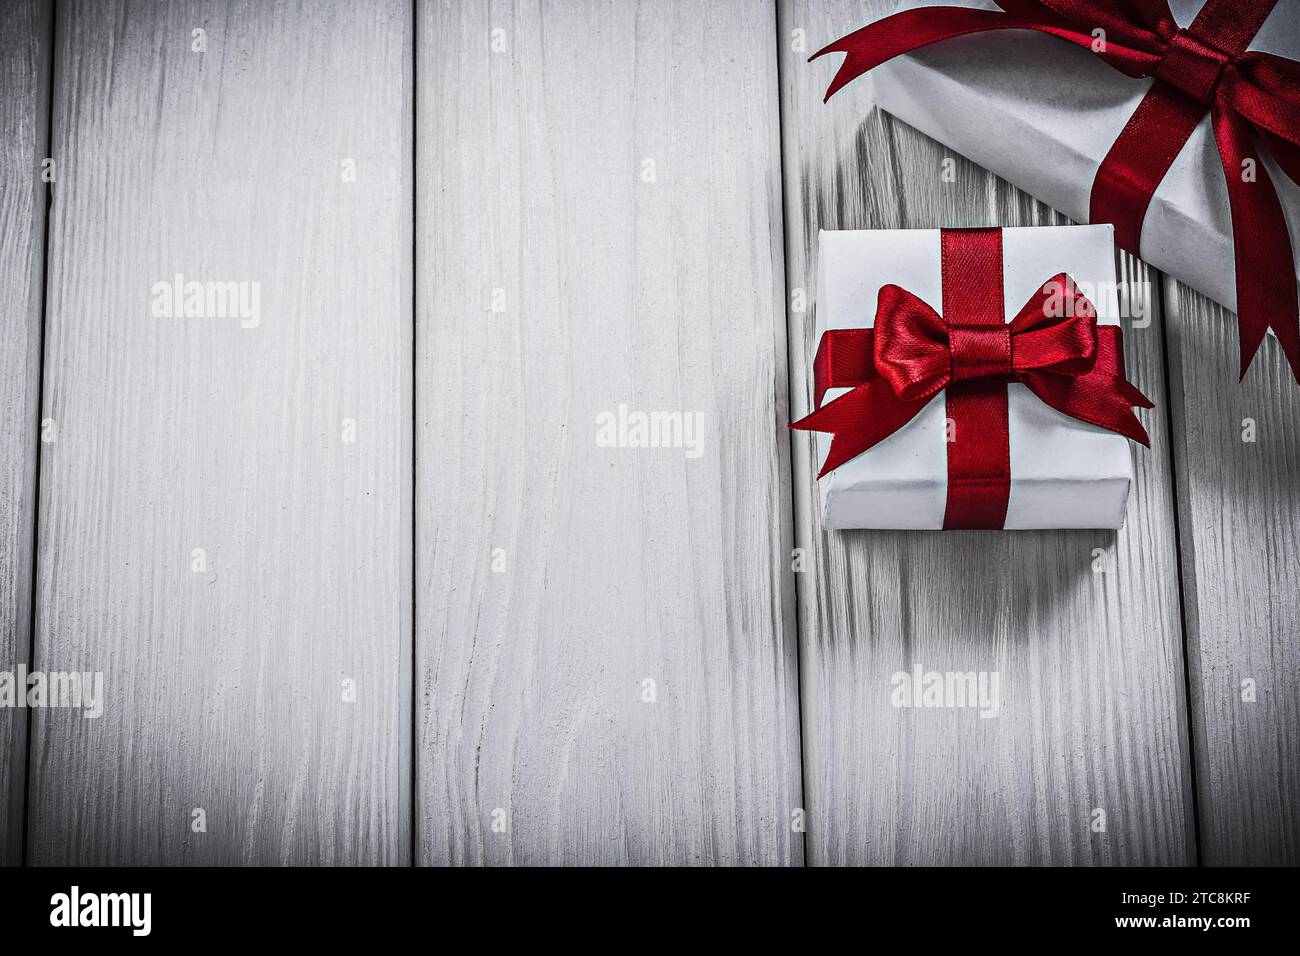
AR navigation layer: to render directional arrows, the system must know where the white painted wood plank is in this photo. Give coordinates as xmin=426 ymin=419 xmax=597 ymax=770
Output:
xmin=779 ymin=0 xmax=1194 ymax=864
xmin=29 ymin=0 xmax=412 ymax=864
xmin=1164 ymin=280 xmax=1300 ymax=865
xmin=415 ymin=0 xmax=802 ymax=865
xmin=0 ymin=0 xmax=52 ymax=867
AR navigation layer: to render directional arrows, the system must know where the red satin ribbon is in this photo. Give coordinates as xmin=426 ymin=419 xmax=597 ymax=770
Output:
xmin=791 ymin=228 xmax=1153 ymax=529
xmin=941 ymin=229 xmax=1012 ymax=528
xmin=812 ymin=0 xmax=1300 ymax=383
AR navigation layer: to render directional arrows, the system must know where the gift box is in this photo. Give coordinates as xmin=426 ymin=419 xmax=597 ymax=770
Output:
xmin=793 ymin=225 xmax=1152 ymax=530
xmin=814 ymin=0 xmax=1300 ymax=382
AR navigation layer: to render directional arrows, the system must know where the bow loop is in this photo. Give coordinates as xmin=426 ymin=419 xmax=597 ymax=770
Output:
xmin=1007 ymin=273 xmax=1100 ymax=374
xmin=1228 ymin=52 xmax=1300 ymax=161
xmin=872 ymin=284 xmax=952 ymax=401
xmin=872 ymin=272 xmax=1105 ymax=397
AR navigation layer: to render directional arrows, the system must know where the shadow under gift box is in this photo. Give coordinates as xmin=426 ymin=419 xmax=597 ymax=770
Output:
xmin=814 ymin=224 xmax=1137 ymax=530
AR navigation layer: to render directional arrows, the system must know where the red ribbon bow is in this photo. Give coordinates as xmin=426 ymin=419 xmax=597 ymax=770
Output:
xmin=791 ymin=228 xmax=1152 ymax=529
xmin=813 ymin=0 xmax=1300 ymax=382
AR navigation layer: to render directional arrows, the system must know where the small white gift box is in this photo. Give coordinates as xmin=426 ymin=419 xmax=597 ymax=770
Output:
xmin=805 ymin=224 xmax=1147 ymax=530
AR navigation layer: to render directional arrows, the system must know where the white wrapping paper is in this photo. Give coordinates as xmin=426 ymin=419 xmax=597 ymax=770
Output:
xmin=866 ymin=0 xmax=1300 ymax=317
xmin=815 ymin=224 xmax=1136 ymax=530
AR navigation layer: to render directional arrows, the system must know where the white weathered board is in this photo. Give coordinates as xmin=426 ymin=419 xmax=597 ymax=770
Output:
xmin=778 ymin=0 xmax=1195 ymax=864
xmin=1164 ymin=281 xmax=1300 ymax=865
xmin=28 ymin=0 xmax=412 ymax=864
xmin=414 ymin=0 xmax=803 ymax=864
xmin=0 ymin=0 xmax=51 ymax=867
xmin=10 ymin=0 xmax=1300 ymax=868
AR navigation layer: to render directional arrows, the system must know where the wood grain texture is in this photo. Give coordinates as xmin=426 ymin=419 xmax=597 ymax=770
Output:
xmin=779 ymin=0 xmax=1194 ymax=864
xmin=0 ymin=0 xmax=51 ymax=868
xmin=29 ymin=0 xmax=412 ymax=864
xmin=415 ymin=0 xmax=802 ymax=865
xmin=1164 ymin=280 xmax=1300 ymax=865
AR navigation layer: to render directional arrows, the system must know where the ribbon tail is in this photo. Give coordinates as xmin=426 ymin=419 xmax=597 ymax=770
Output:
xmin=1025 ymin=373 xmax=1153 ymax=447
xmin=1212 ymin=106 xmax=1300 ymax=382
xmin=1021 ymin=325 xmax=1154 ymax=446
xmin=810 ymin=7 xmax=1021 ymax=102
xmin=790 ymin=379 xmax=931 ymax=478
xmin=811 ymin=6 xmax=1160 ymax=102
xmin=1120 ymin=378 xmax=1156 ymax=410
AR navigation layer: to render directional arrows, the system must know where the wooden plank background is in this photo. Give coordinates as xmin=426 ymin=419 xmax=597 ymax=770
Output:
xmin=0 ymin=0 xmax=51 ymax=868
xmin=1164 ymin=283 xmax=1300 ymax=866
xmin=414 ymin=0 xmax=803 ymax=866
xmin=27 ymin=0 xmax=412 ymax=864
xmin=1 ymin=0 xmax=1295 ymax=866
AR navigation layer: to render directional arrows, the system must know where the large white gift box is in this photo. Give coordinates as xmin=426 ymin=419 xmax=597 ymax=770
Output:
xmin=812 ymin=224 xmax=1142 ymax=530
xmin=864 ymin=0 xmax=1300 ymax=320
xmin=863 ymin=0 xmax=1300 ymax=321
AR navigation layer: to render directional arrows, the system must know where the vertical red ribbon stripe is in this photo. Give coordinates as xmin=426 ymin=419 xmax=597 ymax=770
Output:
xmin=940 ymin=229 xmax=1012 ymax=529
